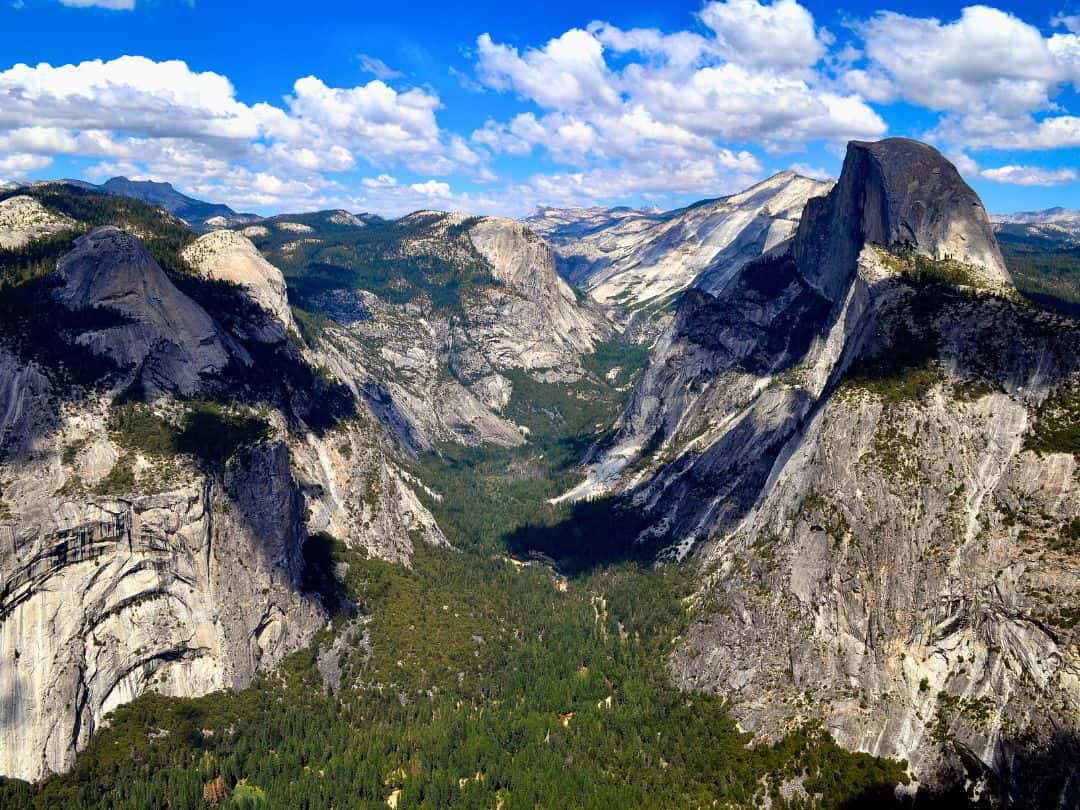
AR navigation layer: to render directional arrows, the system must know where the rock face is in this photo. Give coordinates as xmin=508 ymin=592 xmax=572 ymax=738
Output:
xmin=291 ymin=212 xmax=612 ymax=453
xmin=993 ymin=206 xmax=1080 ymax=247
xmin=572 ymin=138 xmax=1079 ymax=801
xmin=994 ymin=206 xmax=1080 ymax=229
xmin=791 ymin=138 xmax=1010 ymax=297
xmin=0 ymin=225 xmax=447 ymax=781
xmin=54 ymin=227 xmax=235 ymax=398
xmin=0 ymin=195 xmax=76 ymax=249
xmin=181 ymin=229 xmax=298 ymax=336
xmin=527 ymin=171 xmax=831 ymax=314
xmin=0 ymin=368 xmax=324 ymax=780
xmin=96 ymin=177 xmax=253 ymax=229
xmin=466 ymin=216 xmax=607 ymax=376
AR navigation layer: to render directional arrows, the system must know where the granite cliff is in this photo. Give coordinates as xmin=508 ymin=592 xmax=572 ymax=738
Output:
xmin=568 ymin=138 xmax=1079 ymax=803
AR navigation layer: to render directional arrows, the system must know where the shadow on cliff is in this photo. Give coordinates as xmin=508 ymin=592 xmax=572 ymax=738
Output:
xmin=892 ymin=729 xmax=1080 ymax=810
xmin=579 ymin=268 xmax=1080 ymax=573
xmin=798 ymin=728 xmax=1080 ymax=809
xmin=168 ymin=273 xmax=357 ymax=438
xmin=0 ymin=274 xmax=132 ymax=462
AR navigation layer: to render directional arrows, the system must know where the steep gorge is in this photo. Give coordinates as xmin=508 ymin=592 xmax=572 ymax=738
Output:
xmin=1 ymin=141 xmax=1077 ymax=805
xmin=570 ymin=138 xmax=1080 ymax=802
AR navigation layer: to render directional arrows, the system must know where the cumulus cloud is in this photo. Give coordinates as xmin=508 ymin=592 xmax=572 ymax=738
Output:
xmin=362 ymin=173 xmax=398 ymax=189
xmin=475 ymin=30 xmax=620 ymax=110
xmin=980 ymin=164 xmax=1078 ymax=186
xmin=5 ymin=2 xmax=1079 ymax=215
xmin=410 ymin=179 xmax=452 ymax=198
xmin=698 ymin=0 xmax=826 ymax=71
xmin=854 ymin=7 xmax=1063 ymax=115
xmin=471 ymin=0 xmax=884 ymax=201
xmin=0 ymin=55 xmax=487 ymax=210
xmin=852 ymin=5 xmax=1080 ymax=153
xmin=0 ymin=152 xmax=53 ymax=177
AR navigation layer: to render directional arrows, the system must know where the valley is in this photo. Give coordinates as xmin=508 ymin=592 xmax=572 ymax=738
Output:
xmin=0 ymin=138 xmax=1078 ymax=809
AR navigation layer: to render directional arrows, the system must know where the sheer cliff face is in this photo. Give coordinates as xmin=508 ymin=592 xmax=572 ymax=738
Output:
xmin=0 ymin=368 xmax=324 ymax=781
xmin=55 ymin=227 xmax=234 ymax=399
xmin=0 ymin=226 xmax=444 ymax=781
xmin=297 ymin=213 xmax=611 ymax=453
xmin=575 ymin=139 xmax=1079 ymax=798
xmin=792 ymin=138 xmax=1011 ymax=299
xmin=527 ymin=172 xmax=832 ymax=315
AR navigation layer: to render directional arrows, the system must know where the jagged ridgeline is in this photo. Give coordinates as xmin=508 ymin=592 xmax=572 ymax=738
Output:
xmin=572 ymin=138 xmax=1080 ymax=805
xmin=0 ymin=177 xmax=916 ymax=810
xmin=0 ymin=137 xmax=1077 ymax=809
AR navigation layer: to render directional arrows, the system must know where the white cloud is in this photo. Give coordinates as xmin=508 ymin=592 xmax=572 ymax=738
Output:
xmin=0 ymin=55 xmax=486 ymax=213
xmin=788 ymin=162 xmax=832 ymax=181
xmin=6 ymin=3 xmax=1079 ymax=217
xmin=362 ymin=174 xmax=398 ymax=189
xmin=410 ymin=179 xmax=452 ymax=198
xmin=1053 ymin=14 xmax=1080 ymax=35
xmin=0 ymin=57 xmax=264 ymax=140
xmin=0 ymin=152 xmax=52 ymax=177
xmin=59 ymin=0 xmax=135 ymax=9
xmin=980 ymin=164 xmax=1078 ymax=186
xmin=856 ymin=7 xmax=1063 ymax=116
xmin=471 ymin=2 xmax=883 ymax=201
xmin=948 ymin=151 xmax=981 ymax=177
xmin=476 ymin=30 xmax=620 ymax=110
xmin=358 ymin=54 xmax=403 ymax=80
xmin=698 ymin=0 xmax=826 ymax=71
xmin=853 ymin=5 xmax=1080 ymax=154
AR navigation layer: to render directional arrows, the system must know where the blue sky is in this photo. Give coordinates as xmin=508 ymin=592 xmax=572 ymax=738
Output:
xmin=1 ymin=0 xmax=1079 ymax=216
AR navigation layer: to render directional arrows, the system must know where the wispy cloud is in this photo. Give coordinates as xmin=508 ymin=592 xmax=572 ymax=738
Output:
xmin=59 ymin=0 xmax=136 ymax=9
xmin=980 ymin=164 xmax=1078 ymax=187
xmin=358 ymin=54 xmax=403 ymax=80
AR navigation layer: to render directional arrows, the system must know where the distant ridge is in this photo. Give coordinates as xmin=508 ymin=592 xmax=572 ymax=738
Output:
xmin=59 ymin=176 xmax=258 ymax=228
xmin=993 ymin=206 xmax=1080 ymax=225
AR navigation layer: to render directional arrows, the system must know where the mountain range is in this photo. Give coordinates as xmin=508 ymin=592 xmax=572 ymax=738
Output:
xmin=50 ymin=177 xmax=257 ymax=229
xmin=0 ymin=139 xmax=1077 ymax=808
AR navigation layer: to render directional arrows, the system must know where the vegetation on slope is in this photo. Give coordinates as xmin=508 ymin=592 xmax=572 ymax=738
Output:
xmin=0 ymin=183 xmax=194 ymax=283
xmin=999 ymin=238 xmax=1080 ymax=316
xmin=0 ymin=194 xmax=925 ymax=808
xmin=1025 ymin=379 xmax=1080 ymax=457
xmin=1 ymin=541 xmax=911 ymax=810
xmin=108 ymin=400 xmax=271 ymax=469
xmin=247 ymin=213 xmax=502 ymax=312
xmin=0 ymin=325 xmax=915 ymax=809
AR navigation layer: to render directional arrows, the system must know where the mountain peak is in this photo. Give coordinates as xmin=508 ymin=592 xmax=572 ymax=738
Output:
xmin=793 ymin=137 xmax=1011 ymax=298
xmin=90 ymin=176 xmax=247 ymax=227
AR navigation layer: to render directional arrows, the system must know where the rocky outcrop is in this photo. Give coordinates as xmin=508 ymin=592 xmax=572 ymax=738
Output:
xmin=292 ymin=212 xmax=612 ymax=453
xmin=181 ymin=229 xmax=298 ymax=336
xmin=527 ymin=172 xmax=831 ymax=315
xmin=0 ymin=195 xmax=76 ymax=249
xmin=54 ymin=227 xmax=236 ymax=398
xmin=993 ymin=207 xmax=1080 ymax=249
xmin=0 ymin=368 xmax=324 ymax=780
xmin=571 ymin=138 xmax=1078 ymax=801
xmin=791 ymin=138 xmax=1010 ymax=298
xmin=307 ymin=289 xmax=526 ymax=450
xmin=464 ymin=216 xmax=610 ymax=380
xmin=0 ymin=222 xmax=451 ymax=781
xmin=327 ymin=211 xmax=366 ymax=228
